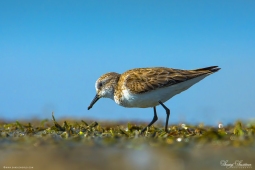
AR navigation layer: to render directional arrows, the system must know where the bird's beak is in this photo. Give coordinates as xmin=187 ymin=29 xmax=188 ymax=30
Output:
xmin=88 ymin=94 xmax=100 ymax=110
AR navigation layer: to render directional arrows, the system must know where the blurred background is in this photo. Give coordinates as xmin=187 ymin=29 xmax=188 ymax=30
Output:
xmin=0 ymin=0 xmax=254 ymax=125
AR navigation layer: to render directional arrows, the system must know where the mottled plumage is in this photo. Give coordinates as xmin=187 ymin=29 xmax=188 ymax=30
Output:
xmin=88 ymin=66 xmax=220 ymax=133
xmin=121 ymin=66 xmax=218 ymax=94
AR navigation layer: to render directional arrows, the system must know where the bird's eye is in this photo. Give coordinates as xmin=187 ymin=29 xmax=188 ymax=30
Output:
xmin=97 ymin=82 xmax=103 ymax=89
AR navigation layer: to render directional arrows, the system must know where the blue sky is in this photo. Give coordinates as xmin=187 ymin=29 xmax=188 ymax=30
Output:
xmin=0 ymin=1 xmax=255 ymax=125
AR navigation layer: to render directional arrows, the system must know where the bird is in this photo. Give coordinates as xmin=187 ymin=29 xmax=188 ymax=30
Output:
xmin=88 ymin=66 xmax=220 ymax=133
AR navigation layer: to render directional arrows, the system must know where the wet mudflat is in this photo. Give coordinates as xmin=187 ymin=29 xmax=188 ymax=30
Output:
xmin=0 ymin=116 xmax=255 ymax=170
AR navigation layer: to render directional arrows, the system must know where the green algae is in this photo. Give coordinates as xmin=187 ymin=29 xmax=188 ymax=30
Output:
xmin=1 ymin=116 xmax=255 ymax=170
xmin=0 ymin=115 xmax=255 ymax=148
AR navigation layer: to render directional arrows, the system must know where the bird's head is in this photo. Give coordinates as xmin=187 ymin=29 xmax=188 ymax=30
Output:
xmin=88 ymin=72 xmax=120 ymax=110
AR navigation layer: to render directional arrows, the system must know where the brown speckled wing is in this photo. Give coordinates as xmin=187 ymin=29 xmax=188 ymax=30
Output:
xmin=122 ymin=66 xmax=219 ymax=94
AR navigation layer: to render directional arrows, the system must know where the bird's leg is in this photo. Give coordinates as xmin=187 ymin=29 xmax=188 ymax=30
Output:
xmin=141 ymin=107 xmax=158 ymax=133
xmin=158 ymin=101 xmax=170 ymax=132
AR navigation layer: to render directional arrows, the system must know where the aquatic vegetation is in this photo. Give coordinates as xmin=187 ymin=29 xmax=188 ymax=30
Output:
xmin=1 ymin=114 xmax=255 ymax=170
xmin=0 ymin=113 xmax=254 ymax=148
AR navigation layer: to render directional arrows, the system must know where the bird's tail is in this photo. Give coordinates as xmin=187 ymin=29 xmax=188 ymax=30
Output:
xmin=194 ymin=66 xmax=221 ymax=73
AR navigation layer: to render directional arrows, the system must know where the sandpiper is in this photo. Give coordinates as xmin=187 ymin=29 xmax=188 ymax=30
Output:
xmin=88 ymin=66 xmax=220 ymax=133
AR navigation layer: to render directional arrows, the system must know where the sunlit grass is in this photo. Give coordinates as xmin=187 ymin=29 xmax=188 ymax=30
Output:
xmin=1 ymin=113 xmax=255 ymax=170
xmin=1 ymin=113 xmax=255 ymax=147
